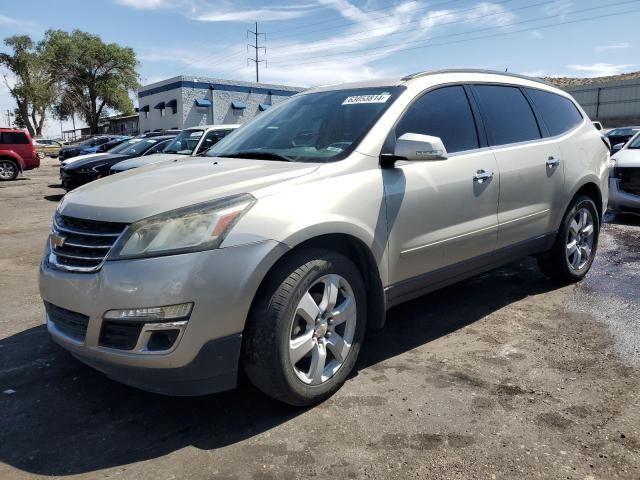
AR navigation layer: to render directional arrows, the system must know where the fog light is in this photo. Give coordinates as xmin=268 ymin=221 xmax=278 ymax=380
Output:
xmin=103 ymin=302 xmax=193 ymax=321
xmin=147 ymin=330 xmax=181 ymax=351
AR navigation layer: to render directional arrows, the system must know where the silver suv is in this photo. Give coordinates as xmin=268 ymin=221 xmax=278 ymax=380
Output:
xmin=40 ymin=70 xmax=609 ymax=406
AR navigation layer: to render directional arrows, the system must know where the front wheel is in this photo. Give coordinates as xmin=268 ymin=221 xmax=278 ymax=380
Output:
xmin=243 ymin=249 xmax=367 ymax=406
xmin=537 ymin=195 xmax=600 ymax=282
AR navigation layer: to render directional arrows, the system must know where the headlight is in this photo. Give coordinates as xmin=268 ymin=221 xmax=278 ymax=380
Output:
xmin=109 ymin=193 xmax=255 ymax=260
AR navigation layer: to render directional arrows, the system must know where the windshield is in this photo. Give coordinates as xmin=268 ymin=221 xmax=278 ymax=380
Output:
xmin=207 ymin=87 xmax=404 ymax=163
xmin=609 ymin=128 xmax=639 ymax=136
xmin=110 ymin=138 xmax=160 ymax=155
xmin=628 ymin=133 xmax=640 ymax=149
xmin=163 ymin=129 xmax=204 ymax=155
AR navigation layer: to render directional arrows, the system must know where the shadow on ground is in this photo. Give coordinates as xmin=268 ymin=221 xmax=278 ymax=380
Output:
xmin=0 ymin=258 xmax=556 ymax=476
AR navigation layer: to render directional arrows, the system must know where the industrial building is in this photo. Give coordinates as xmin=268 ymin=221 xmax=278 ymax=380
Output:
xmin=136 ymin=76 xmax=304 ymax=132
xmin=552 ymin=73 xmax=640 ymax=127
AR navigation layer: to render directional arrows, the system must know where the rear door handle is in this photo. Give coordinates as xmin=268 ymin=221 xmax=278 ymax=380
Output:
xmin=546 ymin=156 xmax=561 ymax=168
xmin=473 ymin=169 xmax=494 ymax=183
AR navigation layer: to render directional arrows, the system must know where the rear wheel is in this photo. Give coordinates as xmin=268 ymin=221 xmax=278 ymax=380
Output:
xmin=0 ymin=159 xmax=19 ymax=181
xmin=243 ymin=249 xmax=366 ymax=406
xmin=537 ymin=195 xmax=599 ymax=282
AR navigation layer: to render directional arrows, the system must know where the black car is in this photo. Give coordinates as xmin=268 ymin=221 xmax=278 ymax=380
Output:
xmin=60 ymin=135 xmax=176 ymax=190
xmin=606 ymin=127 xmax=640 ymax=151
xmin=58 ymin=135 xmax=128 ymax=161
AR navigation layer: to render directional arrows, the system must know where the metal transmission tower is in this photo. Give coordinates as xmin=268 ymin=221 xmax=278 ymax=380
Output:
xmin=247 ymin=22 xmax=266 ymax=83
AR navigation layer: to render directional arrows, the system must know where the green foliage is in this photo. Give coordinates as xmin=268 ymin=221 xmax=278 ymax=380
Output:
xmin=0 ymin=35 xmax=55 ymax=136
xmin=42 ymin=30 xmax=140 ymax=134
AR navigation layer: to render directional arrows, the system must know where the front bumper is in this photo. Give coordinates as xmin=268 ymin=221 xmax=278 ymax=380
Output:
xmin=60 ymin=170 xmax=98 ymax=189
xmin=608 ymin=178 xmax=640 ymax=214
xmin=39 ymin=239 xmax=289 ymax=395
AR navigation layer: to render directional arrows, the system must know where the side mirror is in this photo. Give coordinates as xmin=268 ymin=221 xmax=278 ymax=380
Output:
xmin=612 ymin=142 xmax=624 ymax=152
xmin=394 ymin=133 xmax=448 ymax=162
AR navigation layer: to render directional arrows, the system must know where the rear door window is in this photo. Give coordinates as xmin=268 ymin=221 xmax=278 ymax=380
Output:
xmin=396 ymin=85 xmax=480 ymax=153
xmin=525 ymin=88 xmax=583 ymax=136
xmin=472 ymin=85 xmax=541 ymax=146
xmin=1 ymin=132 xmax=30 ymax=144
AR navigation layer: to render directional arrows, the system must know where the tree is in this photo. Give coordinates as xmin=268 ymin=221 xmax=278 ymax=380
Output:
xmin=43 ymin=30 xmax=139 ymax=134
xmin=0 ymin=35 xmax=55 ymax=136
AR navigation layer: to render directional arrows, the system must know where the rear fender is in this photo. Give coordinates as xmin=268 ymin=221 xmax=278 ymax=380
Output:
xmin=0 ymin=149 xmax=25 ymax=172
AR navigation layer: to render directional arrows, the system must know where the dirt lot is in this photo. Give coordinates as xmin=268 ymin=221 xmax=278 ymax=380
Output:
xmin=1 ymin=158 xmax=639 ymax=479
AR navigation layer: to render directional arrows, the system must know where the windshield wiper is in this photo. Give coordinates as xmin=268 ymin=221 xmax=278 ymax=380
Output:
xmin=217 ymin=151 xmax=292 ymax=162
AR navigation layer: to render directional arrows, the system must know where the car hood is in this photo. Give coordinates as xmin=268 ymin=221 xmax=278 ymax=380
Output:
xmin=60 ymin=157 xmax=320 ymax=223
xmin=612 ymin=148 xmax=640 ymax=168
xmin=111 ymin=153 xmax=186 ymax=171
xmin=61 ymin=153 xmax=108 ymax=166
xmin=64 ymin=153 xmax=128 ymax=171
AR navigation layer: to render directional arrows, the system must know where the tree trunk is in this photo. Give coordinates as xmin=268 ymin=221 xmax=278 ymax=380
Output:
xmin=16 ymin=99 xmax=35 ymax=137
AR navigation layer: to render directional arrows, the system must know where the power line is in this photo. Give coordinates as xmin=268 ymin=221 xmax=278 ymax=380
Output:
xmin=269 ymin=0 xmax=550 ymax=57
xmin=247 ymin=22 xmax=266 ymax=83
xmin=266 ymin=0 xmax=467 ymax=39
xmin=270 ymin=0 xmax=639 ymax=67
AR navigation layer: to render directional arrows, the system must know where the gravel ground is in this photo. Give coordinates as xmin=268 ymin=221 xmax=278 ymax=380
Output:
xmin=0 ymin=158 xmax=639 ymax=479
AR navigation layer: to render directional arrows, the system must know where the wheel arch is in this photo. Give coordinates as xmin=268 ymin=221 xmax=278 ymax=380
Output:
xmin=250 ymin=232 xmax=387 ymax=332
xmin=570 ymin=180 xmax=604 ymax=221
xmin=0 ymin=151 xmax=24 ymax=172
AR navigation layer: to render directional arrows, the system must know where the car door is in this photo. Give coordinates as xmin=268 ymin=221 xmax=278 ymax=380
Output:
xmin=386 ymin=85 xmax=500 ymax=289
xmin=470 ymin=84 xmax=564 ymax=250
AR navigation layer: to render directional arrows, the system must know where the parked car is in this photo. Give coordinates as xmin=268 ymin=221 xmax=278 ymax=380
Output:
xmin=606 ymin=126 xmax=640 ymax=152
xmin=110 ymin=125 xmax=238 ymax=174
xmin=0 ymin=127 xmax=39 ymax=181
xmin=93 ymin=137 xmax=130 ymax=154
xmin=139 ymin=129 xmax=182 ymax=138
xmin=40 ymin=70 xmax=608 ymax=406
xmin=35 ymin=138 xmax=64 ymax=158
xmin=60 ymin=135 xmax=176 ymax=190
xmin=58 ymin=136 xmax=127 ymax=161
xmin=609 ymin=131 xmax=640 ymax=215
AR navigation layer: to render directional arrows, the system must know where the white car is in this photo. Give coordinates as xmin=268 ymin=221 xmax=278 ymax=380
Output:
xmin=110 ymin=124 xmax=239 ymax=173
xmin=609 ymin=131 xmax=640 ymax=215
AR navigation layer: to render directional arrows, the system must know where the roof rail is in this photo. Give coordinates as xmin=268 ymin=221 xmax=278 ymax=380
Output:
xmin=401 ymin=69 xmax=555 ymax=87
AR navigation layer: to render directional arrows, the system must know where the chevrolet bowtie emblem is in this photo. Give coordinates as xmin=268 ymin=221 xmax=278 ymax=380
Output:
xmin=51 ymin=232 xmax=66 ymax=248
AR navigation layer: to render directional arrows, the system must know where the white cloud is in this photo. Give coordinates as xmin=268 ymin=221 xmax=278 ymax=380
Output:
xmin=529 ymin=30 xmax=543 ymax=40
xmin=138 ymin=1 xmax=520 ymax=86
xmin=196 ymin=5 xmax=316 ymax=23
xmin=115 ymin=0 xmax=317 ymax=22
xmin=595 ymin=42 xmax=631 ymax=53
xmin=0 ymin=14 xmax=37 ymax=29
xmin=114 ymin=0 xmax=174 ymax=9
xmin=543 ymin=0 xmax=572 ymax=18
xmin=568 ymin=63 xmax=634 ymax=77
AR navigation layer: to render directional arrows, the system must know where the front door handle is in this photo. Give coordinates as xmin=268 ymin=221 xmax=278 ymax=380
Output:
xmin=473 ymin=169 xmax=494 ymax=183
xmin=546 ymin=156 xmax=561 ymax=168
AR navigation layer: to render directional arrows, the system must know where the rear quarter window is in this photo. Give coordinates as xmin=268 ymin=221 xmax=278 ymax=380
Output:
xmin=525 ymin=88 xmax=583 ymax=136
xmin=1 ymin=132 xmax=30 ymax=144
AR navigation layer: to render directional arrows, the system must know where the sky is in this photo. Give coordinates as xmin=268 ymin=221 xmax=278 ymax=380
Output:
xmin=0 ymin=0 xmax=638 ymax=136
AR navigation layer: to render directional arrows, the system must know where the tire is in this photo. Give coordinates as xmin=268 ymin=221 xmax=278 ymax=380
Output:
xmin=537 ymin=195 xmax=600 ymax=283
xmin=0 ymin=159 xmax=19 ymax=181
xmin=243 ymin=248 xmax=367 ymax=406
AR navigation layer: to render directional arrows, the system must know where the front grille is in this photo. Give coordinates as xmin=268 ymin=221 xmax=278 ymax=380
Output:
xmin=45 ymin=302 xmax=90 ymax=341
xmin=99 ymin=321 xmax=143 ymax=350
xmin=50 ymin=213 xmax=127 ymax=272
xmin=616 ymin=167 xmax=640 ymax=196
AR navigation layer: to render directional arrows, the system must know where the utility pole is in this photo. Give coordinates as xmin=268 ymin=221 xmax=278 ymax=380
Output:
xmin=247 ymin=22 xmax=266 ymax=83
xmin=6 ymin=109 xmax=12 ymax=127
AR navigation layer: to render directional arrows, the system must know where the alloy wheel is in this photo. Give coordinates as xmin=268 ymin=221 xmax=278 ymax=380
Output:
xmin=0 ymin=161 xmax=17 ymax=180
xmin=566 ymin=207 xmax=595 ymax=271
xmin=289 ymin=274 xmax=357 ymax=385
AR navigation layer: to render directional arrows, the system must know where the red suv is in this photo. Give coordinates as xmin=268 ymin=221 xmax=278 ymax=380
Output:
xmin=0 ymin=128 xmax=39 ymax=181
